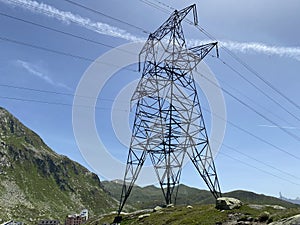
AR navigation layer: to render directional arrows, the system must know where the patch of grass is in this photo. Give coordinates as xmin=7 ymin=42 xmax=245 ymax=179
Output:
xmin=87 ymin=204 xmax=300 ymax=225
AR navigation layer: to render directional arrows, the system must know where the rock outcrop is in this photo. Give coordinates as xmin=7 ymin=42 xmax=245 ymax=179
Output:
xmin=216 ymin=197 xmax=243 ymax=210
xmin=269 ymin=214 xmax=300 ymax=225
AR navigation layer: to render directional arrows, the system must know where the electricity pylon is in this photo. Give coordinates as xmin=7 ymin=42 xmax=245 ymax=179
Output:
xmin=115 ymin=4 xmax=221 ymax=221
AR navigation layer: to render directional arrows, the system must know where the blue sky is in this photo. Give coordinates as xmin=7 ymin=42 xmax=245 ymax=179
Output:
xmin=0 ymin=0 xmax=300 ymax=199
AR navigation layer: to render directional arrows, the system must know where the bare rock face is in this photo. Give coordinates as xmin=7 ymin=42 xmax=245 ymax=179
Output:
xmin=216 ymin=197 xmax=243 ymax=210
xmin=269 ymin=214 xmax=300 ymax=225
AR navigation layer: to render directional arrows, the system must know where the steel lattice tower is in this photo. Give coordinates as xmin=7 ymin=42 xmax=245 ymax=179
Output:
xmin=115 ymin=4 xmax=221 ymax=219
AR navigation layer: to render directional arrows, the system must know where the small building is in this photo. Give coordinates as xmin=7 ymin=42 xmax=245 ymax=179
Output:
xmin=38 ymin=220 xmax=60 ymax=225
xmin=65 ymin=215 xmax=84 ymax=225
xmin=65 ymin=209 xmax=88 ymax=225
xmin=79 ymin=209 xmax=88 ymax=221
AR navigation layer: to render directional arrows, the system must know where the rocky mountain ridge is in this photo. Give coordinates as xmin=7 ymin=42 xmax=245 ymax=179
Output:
xmin=0 ymin=107 xmax=117 ymax=224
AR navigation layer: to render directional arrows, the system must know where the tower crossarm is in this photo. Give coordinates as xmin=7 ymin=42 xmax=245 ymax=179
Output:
xmin=188 ymin=42 xmax=219 ymax=61
xmin=139 ymin=4 xmax=197 ymax=71
xmin=150 ymin=4 xmax=197 ymax=41
xmin=150 ymin=4 xmax=196 ymax=40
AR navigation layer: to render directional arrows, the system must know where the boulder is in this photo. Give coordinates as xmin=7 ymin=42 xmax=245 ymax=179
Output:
xmin=138 ymin=214 xmax=150 ymax=220
xmin=269 ymin=205 xmax=286 ymax=210
xmin=269 ymin=214 xmax=300 ymax=225
xmin=258 ymin=211 xmax=270 ymax=222
xmin=167 ymin=203 xmax=174 ymax=208
xmin=153 ymin=206 xmax=163 ymax=212
xmin=216 ymin=197 xmax=243 ymax=210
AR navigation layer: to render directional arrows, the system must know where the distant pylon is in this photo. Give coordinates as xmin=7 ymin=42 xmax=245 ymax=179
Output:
xmin=116 ymin=4 xmax=221 ymax=219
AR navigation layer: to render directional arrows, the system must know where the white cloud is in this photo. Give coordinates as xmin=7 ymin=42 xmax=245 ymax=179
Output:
xmin=220 ymin=40 xmax=300 ymax=61
xmin=189 ymin=39 xmax=300 ymax=62
xmin=258 ymin=124 xmax=300 ymax=130
xmin=16 ymin=59 xmax=71 ymax=90
xmin=1 ymin=0 xmax=143 ymax=42
xmin=2 ymin=0 xmax=300 ymax=61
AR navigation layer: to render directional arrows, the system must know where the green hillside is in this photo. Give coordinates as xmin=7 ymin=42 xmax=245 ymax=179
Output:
xmin=102 ymin=181 xmax=296 ymax=210
xmin=87 ymin=204 xmax=300 ymax=225
xmin=0 ymin=107 xmax=117 ymax=223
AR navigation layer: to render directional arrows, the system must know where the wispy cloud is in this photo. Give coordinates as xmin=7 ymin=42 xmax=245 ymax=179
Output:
xmin=258 ymin=124 xmax=300 ymax=130
xmin=1 ymin=0 xmax=143 ymax=42
xmin=2 ymin=0 xmax=300 ymax=61
xmin=220 ymin=40 xmax=300 ymax=61
xmin=16 ymin=59 xmax=71 ymax=90
xmin=189 ymin=39 xmax=300 ymax=62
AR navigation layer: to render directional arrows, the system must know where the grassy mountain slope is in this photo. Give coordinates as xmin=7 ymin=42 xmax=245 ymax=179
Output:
xmin=102 ymin=181 xmax=214 ymax=209
xmin=224 ymin=190 xmax=296 ymax=207
xmin=88 ymin=204 xmax=300 ymax=225
xmin=102 ymin=181 xmax=296 ymax=210
xmin=0 ymin=107 xmax=117 ymax=223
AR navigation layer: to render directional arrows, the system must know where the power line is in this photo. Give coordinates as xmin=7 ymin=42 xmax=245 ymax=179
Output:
xmin=3 ymin=1 xmax=297 ymax=138
xmin=2 ymin=81 xmax=300 ymax=161
xmin=63 ymin=0 xmax=150 ymax=34
xmin=3 ymin=82 xmax=300 ymax=183
xmin=142 ymin=0 xmax=300 ymax=115
xmin=6 ymin=0 xmax=297 ymax=122
xmin=0 ymin=12 xmax=136 ymax=56
xmin=1 ymin=2 xmax=299 ymax=155
xmin=139 ymin=0 xmax=170 ymax=14
xmin=2 ymin=0 xmax=299 ymax=186
xmin=215 ymin=55 xmax=300 ymax=122
xmin=139 ymin=0 xmax=200 ymax=29
xmin=139 ymin=0 xmax=300 ymax=140
xmin=0 ymin=36 xmax=138 ymax=73
xmin=201 ymin=106 xmax=300 ymax=161
xmin=3 ymin=92 xmax=300 ymax=186
xmin=7 ymin=8 xmax=298 ymax=126
xmin=194 ymin=18 xmax=300 ymax=112
xmin=0 ymin=83 xmax=118 ymax=102
xmin=198 ymin=72 xmax=300 ymax=142
xmin=219 ymin=151 xmax=300 ymax=187
xmin=149 ymin=0 xmax=175 ymax=11
xmin=0 ymin=95 xmax=129 ymax=112
xmin=208 ymin=61 xmax=295 ymax=127
xmin=182 ymin=133 xmax=299 ymax=187
xmin=3 ymin=93 xmax=299 ymax=188
xmin=222 ymin=48 xmax=300 ymax=111
xmin=4 ymin=0 xmax=297 ymax=127
xmin=220 ymin=142 xmax=300 ymax=180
